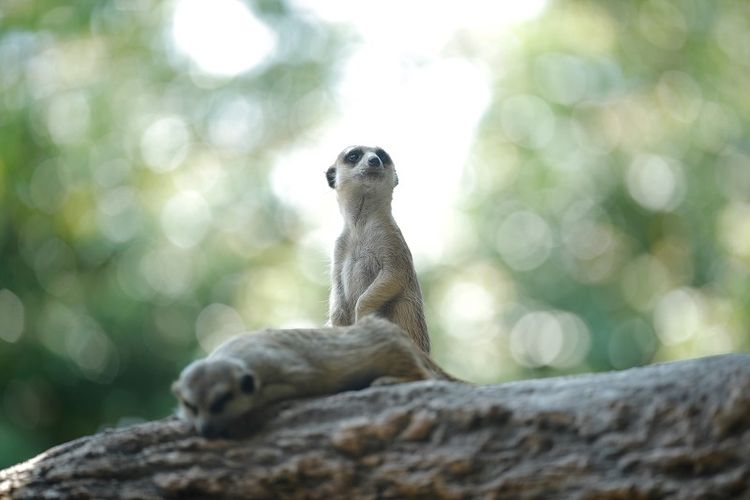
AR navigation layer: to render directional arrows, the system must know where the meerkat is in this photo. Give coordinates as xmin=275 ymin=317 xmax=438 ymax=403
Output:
xmin=172 ymin=316 xmax=452 ymax=438
xmin=326 ymin=146 xmax=430 ymax=353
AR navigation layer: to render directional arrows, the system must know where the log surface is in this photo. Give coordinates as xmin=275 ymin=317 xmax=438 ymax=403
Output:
xmin=2 ymin=354 xmax=749 ymax=499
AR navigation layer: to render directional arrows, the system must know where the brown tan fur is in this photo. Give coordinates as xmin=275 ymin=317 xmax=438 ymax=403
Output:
xmin=172 ymin=317 xmax=452 ymax=437
xmin=325 ymin=145 xmax=430 ymax=353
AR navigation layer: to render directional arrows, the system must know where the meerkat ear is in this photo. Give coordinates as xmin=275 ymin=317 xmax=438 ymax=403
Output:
xmin=394 ymin=171 xmax=399 ymax=187
xmin=240 ymin=373 xmax=256 ymax=394
xmin=325 ymin=166 xmax=336 ymax=189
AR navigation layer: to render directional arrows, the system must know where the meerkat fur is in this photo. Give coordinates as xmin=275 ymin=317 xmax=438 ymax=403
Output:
xmin=326 ymin=145 xmax=430 ymax=353
xmin=172 ymin=317 xmax=452 ymax=438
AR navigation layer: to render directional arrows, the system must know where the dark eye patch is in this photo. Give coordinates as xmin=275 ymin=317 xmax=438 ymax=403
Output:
xmin=345 ymin=149 xmax=362 ymax=164
xmin=183 ymin=401 xmax=198 ymax=414
xmin=240 ymin=373 xmax=255 ymax=394
xmin=209 ymin=392 xmax=233 ymax=415
xmin=375 ymin=148 xmax=392 ymax=166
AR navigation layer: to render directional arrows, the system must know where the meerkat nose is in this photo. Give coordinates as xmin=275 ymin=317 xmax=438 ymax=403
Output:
xmin=367 ymin=155 xmax=382 ymax=167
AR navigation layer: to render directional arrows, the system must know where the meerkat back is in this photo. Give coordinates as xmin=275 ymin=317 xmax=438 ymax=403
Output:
xmin=325 ymin=145 xmax=430 ymax=353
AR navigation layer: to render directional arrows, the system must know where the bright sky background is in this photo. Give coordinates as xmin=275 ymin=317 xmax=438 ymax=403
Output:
xmin=169 ymin=0 xmax=548 ymax=265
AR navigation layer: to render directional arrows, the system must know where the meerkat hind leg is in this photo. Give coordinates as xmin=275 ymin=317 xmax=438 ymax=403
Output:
xmin=371 ymin=348 xmax=431 ymax=384
xmin=389 ymin=299 xmax=430 ymax=353
xmin=369 ymin=376 xmax=415 ymax=386
xmin=343 ymin=317 xmax=433 ymax=385
xmin=333 ymin=351 xmax=429 ymax=391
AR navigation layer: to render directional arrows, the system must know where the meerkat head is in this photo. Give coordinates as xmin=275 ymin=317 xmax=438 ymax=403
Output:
xmin=171 ymin=357 xmax=259 ymax=438
xmin=325 ymin=146 xmax=398 ymax=198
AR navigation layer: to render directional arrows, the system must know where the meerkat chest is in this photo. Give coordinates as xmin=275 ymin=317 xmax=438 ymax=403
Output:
xmin=341 ymin=237 xmax=382 ymax=300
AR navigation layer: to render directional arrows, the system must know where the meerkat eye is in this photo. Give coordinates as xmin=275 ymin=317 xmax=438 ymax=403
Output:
xmin=345 ymin=150 xmax=361 ymax=163
xmin=209 ymin=392 xmax=233 ymax=415
xmin=183 ymin=401 xmax=198 ymax=414
xmin=375 ymin=148 xmax=392 ymax=166
xmin=240 ymin=373 xmax=255 ymax=393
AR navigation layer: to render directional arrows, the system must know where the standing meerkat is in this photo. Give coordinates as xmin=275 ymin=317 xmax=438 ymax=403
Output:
xmin=171 ymin=317 xmax=451 ymax=438
xmin=326 ymin=145 xmax=430 ymax=353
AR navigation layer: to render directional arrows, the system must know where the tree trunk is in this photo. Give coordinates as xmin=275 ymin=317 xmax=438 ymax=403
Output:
xmin=2 ymin=354 xmax=749 ymax=499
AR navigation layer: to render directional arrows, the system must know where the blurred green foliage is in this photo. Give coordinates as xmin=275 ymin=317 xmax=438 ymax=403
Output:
xmin=1 ymin=0 xmax=749 ymax=468
xmin=427 ymin=0 xmax=750 ymax=381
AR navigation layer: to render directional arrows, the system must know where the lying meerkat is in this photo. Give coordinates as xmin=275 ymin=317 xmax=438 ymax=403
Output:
xmin=326 ymin=146 xmax=430 ymax=353
xmin=172 ymin=317 xmax=452 ymax=438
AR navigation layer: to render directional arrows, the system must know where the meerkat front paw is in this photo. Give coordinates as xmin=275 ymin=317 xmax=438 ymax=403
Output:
xmin=353 ymin=309 xmax=368 ymax=324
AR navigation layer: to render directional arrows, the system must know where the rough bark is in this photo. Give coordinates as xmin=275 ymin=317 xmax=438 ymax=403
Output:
xmin=2 ymin=354 xmax=749 ymax=499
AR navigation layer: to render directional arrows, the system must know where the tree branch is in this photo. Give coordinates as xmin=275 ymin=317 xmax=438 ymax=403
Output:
xmin=2 ymin=354 xmax=749 ymax=499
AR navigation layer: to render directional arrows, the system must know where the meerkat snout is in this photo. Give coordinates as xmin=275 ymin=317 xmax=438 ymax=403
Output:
xmin=172 ymin=357 xmax=259 ymax=437
xmin=367 ymin=154 xmax=382 ymax=168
